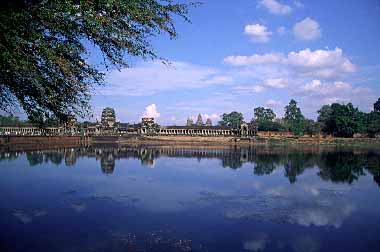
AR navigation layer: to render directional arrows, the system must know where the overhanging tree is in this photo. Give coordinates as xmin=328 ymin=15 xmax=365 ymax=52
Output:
xmin=0 ymin=0 xmax=195 ymax=124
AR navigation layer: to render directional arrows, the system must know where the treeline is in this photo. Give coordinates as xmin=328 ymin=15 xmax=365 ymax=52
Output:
xmin=0 ymin=115 xmax=62 ymax=127
xmin=219 ymin=97 xmax=380 ymax=138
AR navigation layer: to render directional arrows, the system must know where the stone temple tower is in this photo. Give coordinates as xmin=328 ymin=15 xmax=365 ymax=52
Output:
xmin=196 ymin=114 xmax=203 ymax=126
xmin=101 ymin=107 xmax=116 ymax=128
xmin=186 ymin=118 xmax=194 ymax=126
xmin=205 ymin=118 xmax=212 ymax=126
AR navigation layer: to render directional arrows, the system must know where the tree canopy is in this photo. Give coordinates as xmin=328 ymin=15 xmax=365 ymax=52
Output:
xmin=0 ymin=0 xmax=195 ymax=124
xmin=374 ymin=98 xmax=380 ymax=113
xmin=219 ymin=111 xmax=244 ymax=129
xmin=254 ymin=107 xmax=276 ymax=122
xmin=253 ymin=106 xmax=284 ymax=131
xmin=284 ymin=99 xmax=305 ymax=136
xmin=317 ymin=103 xmax=366 ymax=137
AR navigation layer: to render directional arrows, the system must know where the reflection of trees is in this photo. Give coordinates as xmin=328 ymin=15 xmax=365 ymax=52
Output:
xmin=0 ymin=152 xmax=18 ymax=161
xmin=1 ymin=146 xmax=380 ymax=186
xmin=26 ymin=152 xmax=44 ymax=166
xmin=317 ymin=152 xmax=366 ymax=184
xmin=366 ymin=152 xmax=380 ymax=187
xmin=44 ymin=152 xmax=64 ymax=165
xmin=254 ymin=154 xmax=282 ymax=176
xmin=221 ymin=149 xmax=243 ymax=169
xmin=284 ymin=152 xmax=316 ymax=183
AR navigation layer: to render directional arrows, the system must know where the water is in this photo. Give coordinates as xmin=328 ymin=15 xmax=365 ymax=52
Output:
xmin=0 ymin=144 xmax=379 ymax=252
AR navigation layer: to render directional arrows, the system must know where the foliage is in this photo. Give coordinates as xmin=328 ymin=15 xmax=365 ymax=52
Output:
xmin=0 ymin=114 xmax=31 ymax=126
xmin=0 ymin=0 xmax=195 ymax=124
xmin=284 ymin=99 xmax=305 ymax=136
xmin=317 ymin=152 xmax=366 ymax=184
xmin=366 ymin=111 xmax=380 ymax=137
xmin=284 ymin=152 xmax=315 ymax=183
xmin=253 ymin=107 xmax=283 ymax=131
xmin=303 ymin=119 xmax=320 ymax=136
xmin=374 ymin=98 xmax=380 ymax=113
xmin=218 ymin=111 xmax=244 ymax=129
xmin=255 ymin=120 xmax=286 ymax=132
xmin=366 ymin=152 xmax=380 ymax=187
xmin=254 ymin=107 xmax=276 ymax=122
xmin=317 ymin=103 xmax=366 ymax=137
xmin=317 ymin=105 xmax=333 ymax=133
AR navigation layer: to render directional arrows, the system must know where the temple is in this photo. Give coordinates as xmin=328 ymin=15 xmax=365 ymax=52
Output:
xmin=0 ymin=107 xmax=257 ymax=137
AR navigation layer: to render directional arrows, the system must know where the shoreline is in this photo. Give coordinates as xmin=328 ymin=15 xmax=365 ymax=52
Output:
xmin=1 ymin=135 xmax=380 ymax=149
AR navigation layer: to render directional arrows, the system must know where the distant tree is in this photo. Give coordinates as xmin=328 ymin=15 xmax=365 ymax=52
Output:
xmin=254 ymin=107 xmax=276 ymax=122
xmin=253 ymin=107 xmax=283 ymax=131
xmin=284 ymin=99 xmax=305 ymax=136
xmin=366 ymin=111 xmax=380 ymax=137
xmin=374 ymin=98 xmax=380 ymax=113
xmin=318 ymin=103 xmax=365 ymax=137
xmin=304 ymin=119 xmax=320 ymax=136
xmin=219 ymin=111 xmax=244 ymax=129
xmin=0 ymin=115 xmax=20 ymax=125
xmin=0 ymin=0 xmax=195 ymax=124
xmin=317 ymin=105 xmax=333 ymax=134
xmin=0 ymin=114 xmax=31 ymax=126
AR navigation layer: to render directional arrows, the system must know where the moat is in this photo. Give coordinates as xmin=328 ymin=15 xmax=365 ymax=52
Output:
xmin=0 ymin=145 xmax=380 ymax=252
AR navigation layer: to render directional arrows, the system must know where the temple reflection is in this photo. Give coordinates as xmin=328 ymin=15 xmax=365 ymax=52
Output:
xmin=1 ymin=145 xmax=379 ymax=186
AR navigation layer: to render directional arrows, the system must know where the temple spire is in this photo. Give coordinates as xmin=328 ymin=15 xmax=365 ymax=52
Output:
xmin=196 ymin=114 xmax=203 ymax=126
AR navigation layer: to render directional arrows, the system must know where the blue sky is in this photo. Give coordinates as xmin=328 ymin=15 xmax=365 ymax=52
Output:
xmin=91 ymin=0 xmax=380 ymax=125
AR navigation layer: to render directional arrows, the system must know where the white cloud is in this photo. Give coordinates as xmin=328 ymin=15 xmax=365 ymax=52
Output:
xmin=244 ymin=24 xmax=272 ymax=43
xmin=302 ymin=79 xmax=322 ymax=91
xmin=225 ymin=48 xmax=356 ymax=79
xmin=243 ymin=233 xmax=270 ymax=251
xmin=142 ymin=104 xmax=160 ymax=119
xmin=224 ymin=53 xmax=283 ymax=66
xmin=202 ymin=113 xmax=220 ymax=122
xmin=334 ymin=81 xmax=352 ymax=90
xmin=266 ymin=99 xmax=282 ymax=107
xmin=102 ymin=61 xmax=231 ymax=97
xmin=290 ymin=204 xmax=355 ymax=228
xmin=300 ymin=80 xmax=355 ymax=97
xmin=277 ymin=26 xmax=286 ymax=35
xmin=293 ymin=1 xmax=304 ymax=8
xmin=263 ymin=78 xmax=288 ymax=88
xmin=202 ymin=75 xmax=233 ymax=84
xmin=260 ymin=0 xmax=292 ymax=15
xmin=287 ymin=48 xmax=354 ymax=71
xmin=233 ymin=85 xmax=265 ymax=94
xmin=293 ymin=17 xmax=321 ymax=41
xmin=296 ymin=79 xmax=374 ymax=117
xmin=287 ymin=48 xmax=357 ymax=78
xmin=253 ymin=85 xmax=265 ymax=92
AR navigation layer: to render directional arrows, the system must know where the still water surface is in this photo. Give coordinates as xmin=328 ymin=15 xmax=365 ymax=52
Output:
xmin=0 ymin=145 xmax=380 ymax=252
